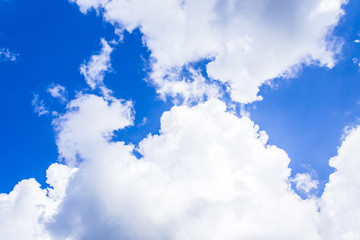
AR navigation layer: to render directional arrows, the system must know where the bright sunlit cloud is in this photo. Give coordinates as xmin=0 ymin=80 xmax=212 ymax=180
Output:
xmin=72 ymin=0 xmax=346 ymax=103
xmin=1 ymin=0 xmax=360 ymax=239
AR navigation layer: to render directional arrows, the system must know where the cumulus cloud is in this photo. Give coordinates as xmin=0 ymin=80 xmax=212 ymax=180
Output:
xmin=0 ymin=95 xmax=319 ymax=239
xmin=80 ymin=38 xmax=113 ymax=90
xmin=53 ymin=94 xmax=134 ymax=166
xmin=48 ymin=97 xmax=321 ymax=239
xmin=320 ymin=126 xmax=360 ymax=240
xmin=0 ymin=163 xmax=76 ymax=240
xmin=2 ymin=92 xmax=360 ymax=239
xmin=0 ymin=48 xmax=18 ymax=62
xmin=71 ymin=0 xmax=346 ymax=103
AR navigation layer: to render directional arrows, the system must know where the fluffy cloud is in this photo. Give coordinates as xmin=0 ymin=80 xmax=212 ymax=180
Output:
xmin=0 ymin=179 xmax=52 ymax=240
xmin=291 ymin=173 xmax=319 ymax=194
xmin=53 ymin=94 xmax=134 ymax=166
xmin=70 ymin=0 xmax=346 ymax=103
xmin=15 ymin=95 xmax=324 ymax=239
xmin=2 ymin=92 xmax=360 ymax=239
xmin=320 ymin=126 xmax=360 ymax=240
xmin=0 ymin=163 xmax=76 ymax=240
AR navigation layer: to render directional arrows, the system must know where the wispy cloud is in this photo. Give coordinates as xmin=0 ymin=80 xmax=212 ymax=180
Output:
xmin=32 ymin=94 xmax=49 ymax=116
xmin=352 ymin=57 xmax=360 ymax=70
xmin=80 ymin=38 xmax=113 ymax=90
xmin=0 ymin=48 xmax=18 ymax=62
xmin=47 ymin=84 xmax=67 ymax=103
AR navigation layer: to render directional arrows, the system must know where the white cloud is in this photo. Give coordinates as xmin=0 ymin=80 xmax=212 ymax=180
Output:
xmin=0 ymin=179 xmax=53 ymax=240
xmin=53 ymin=94 xmax=134 ymax=166
xmin=291 ymin=173 xmax=319 ymax=194
xmin=0 ymin=163 xmax=76 ymax=240
xmin=71 ymin=0 xmax=346 ymax=103
xmin=46 ymin=98 xmax=321 ymax=239
xmin=155 ymin=67 xmax=222 ymax=104
xmin=2 ymin=93 xmax=360 ymax=239
xmin=319 ymin=126 xmax=360 ymax=240
xmin=80 ymin=38 xmax=113 ymax=90
xmin=46 ymin=163 xmax=78 ymax=202
xmin=32 ymin=94 xmax=49 ymax=116
xmin=47 ymin=84 xmax=67 ymax=103
xmin=0 ymin=48 xmax=18 ymax=62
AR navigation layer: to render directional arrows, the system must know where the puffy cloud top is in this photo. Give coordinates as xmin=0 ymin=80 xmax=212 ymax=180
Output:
xmin=48 ymin=97 xmax=321 ymax=239
xmin=71 ymin=0 xmax=346 ymax=103
xmin=320 ymin=126 xmax=360 ymax=240
xmin=1 ymin=94 xmax=360 ymax=239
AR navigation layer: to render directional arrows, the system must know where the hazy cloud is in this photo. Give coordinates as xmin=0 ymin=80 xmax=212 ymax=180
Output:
xmin=47 ymin=84 xmax=67 ymax=103
xmin=0 ymin=48 xmax=18 ymax=62
xmin=32 ymin=94 xmax=49 ymax=116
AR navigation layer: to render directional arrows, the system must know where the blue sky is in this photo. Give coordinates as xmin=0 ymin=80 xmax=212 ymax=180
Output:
xmin=1 ymin=0 xmax=360 ymax=239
